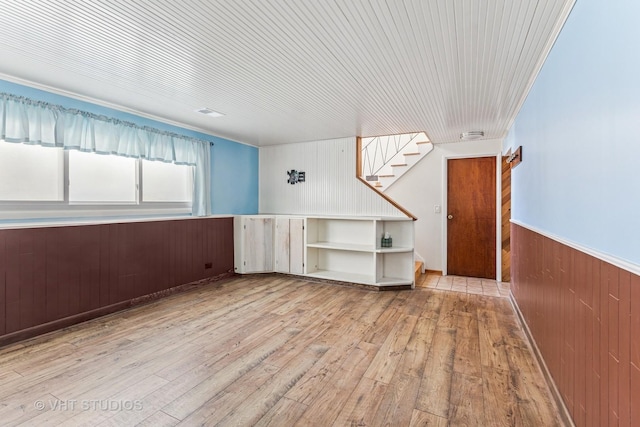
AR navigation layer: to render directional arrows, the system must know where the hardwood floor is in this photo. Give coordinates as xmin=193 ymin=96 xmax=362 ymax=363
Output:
xmin=0 ymin=274 xmax=564 ymax=426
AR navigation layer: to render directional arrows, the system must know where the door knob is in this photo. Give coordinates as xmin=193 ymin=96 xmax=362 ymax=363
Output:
xmin=447 ymin=214 xmax=453 ymax=220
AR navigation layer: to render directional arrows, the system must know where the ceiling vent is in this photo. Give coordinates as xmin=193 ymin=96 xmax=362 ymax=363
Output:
xmin=460 ymin=131 xmax=484 ymax=140
xmin=195 ymin=107 xmax=224 ymax=118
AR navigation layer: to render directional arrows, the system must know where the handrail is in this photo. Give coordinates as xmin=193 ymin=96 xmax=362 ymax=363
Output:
xmin=360 ymin=133 xmax=420 ymax=178
xmin=356 ymin=137 xmax=417 ymax=221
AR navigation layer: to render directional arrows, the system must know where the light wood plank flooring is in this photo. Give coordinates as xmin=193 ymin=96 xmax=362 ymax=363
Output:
xmin=0 ymin=274 xmax=564 ymax=426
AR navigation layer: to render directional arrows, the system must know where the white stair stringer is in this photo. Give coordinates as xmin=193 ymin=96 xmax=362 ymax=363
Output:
xmin=375 ymin=140 xmax=434 ymax=192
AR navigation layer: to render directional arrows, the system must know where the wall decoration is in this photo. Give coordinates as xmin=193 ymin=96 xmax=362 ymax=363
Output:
xmin=287 ymin=169 xmax=305 ymax=184
xmin=506 ymin=146 xmax=522 ymax=168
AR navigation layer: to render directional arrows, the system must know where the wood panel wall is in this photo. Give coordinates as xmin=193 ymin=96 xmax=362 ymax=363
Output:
xmin=501 ymin=156 xmax=511 ymax=282
xmin=259 ymin=137 xmax=406 ymax=217
xmin=511 ymin=223 xmax=640 ymax=427
xmin=0 ymin=217 xmax=234 ymax=346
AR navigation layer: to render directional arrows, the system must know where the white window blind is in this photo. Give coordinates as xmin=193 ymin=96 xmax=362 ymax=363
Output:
xmin=68 ymin=150 xmax=137 ymax=204
xmin=0 ymin=140 xmax=64 ymax=201
xmin=142 ymin=159 xmax=193 ymax=202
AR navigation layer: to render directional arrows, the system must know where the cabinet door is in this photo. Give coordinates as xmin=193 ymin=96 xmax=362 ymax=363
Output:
xmin=244 ymin=217 xmax=273 ymax=272
xmin=274 ymin=217 xmax=290 ymax=273
xmin=275 ymin=217 xmax=304 ymax=274
xmin=289 ymin=218 xmax=304 ymax=274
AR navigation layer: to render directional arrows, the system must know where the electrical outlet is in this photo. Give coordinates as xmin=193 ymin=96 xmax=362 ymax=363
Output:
xmin=434 ymin=205 xmax=441 ymax=213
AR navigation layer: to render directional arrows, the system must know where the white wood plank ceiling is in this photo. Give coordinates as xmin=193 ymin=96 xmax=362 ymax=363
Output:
xmin=0 ymin=0 xmax=575 ymax=146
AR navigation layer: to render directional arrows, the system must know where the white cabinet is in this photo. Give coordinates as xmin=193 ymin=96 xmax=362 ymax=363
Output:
xmin=274 ymin=217 xmax=304 ymax=274
xmin=305 ymin=217 xmax=414 ymax=287
xmin=234 ymin=216 xmax=274 ymax=273
xmin=234 ymin=215 xmax=414 ymax=288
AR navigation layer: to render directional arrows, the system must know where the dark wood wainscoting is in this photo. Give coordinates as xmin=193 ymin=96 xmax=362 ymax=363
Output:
xmin=0 ymin=217 xmax=234 ymax=346
xmin=511 ymin=223 xmax=640 ymax=427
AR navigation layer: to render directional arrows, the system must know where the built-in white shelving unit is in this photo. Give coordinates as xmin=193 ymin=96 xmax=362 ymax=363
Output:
xmin=305 ymin=216 xmax=414 ymax=287
xmin=234 ymin=215 xmax=414 ymax=288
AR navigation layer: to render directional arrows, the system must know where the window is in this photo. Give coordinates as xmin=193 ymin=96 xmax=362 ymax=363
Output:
xmin=69 ymin=150 xmax=137 ymax=204
xmin=0 ymin=139 xmax=193 ymax=220
xmin=142 ymin=159 xmax=193 ymax=202
xmin=0 ymin=140 xmax=64 ymax=201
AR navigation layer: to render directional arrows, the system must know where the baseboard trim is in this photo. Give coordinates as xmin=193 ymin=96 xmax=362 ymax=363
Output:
xmin=508 ymin=292 xmax=575 ymax=427
xmin=0 ymin=271 xmax=236 ymax=349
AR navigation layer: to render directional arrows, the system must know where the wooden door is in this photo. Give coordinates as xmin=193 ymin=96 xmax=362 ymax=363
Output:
xmin=447 ymin=157 xmax=496 ymax=279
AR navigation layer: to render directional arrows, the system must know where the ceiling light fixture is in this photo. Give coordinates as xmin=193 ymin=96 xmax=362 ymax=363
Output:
xmin=195 ymin=107 xmax=225 ymax=118
xmin=460 ymin=131 xmax=484 ymax=140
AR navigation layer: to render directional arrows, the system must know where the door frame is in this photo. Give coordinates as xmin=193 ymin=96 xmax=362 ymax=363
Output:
xmin=441 ymin=152 xmax=503 ymax=280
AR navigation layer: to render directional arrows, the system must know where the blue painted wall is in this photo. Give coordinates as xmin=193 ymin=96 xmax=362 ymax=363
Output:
xmin=0 ymin=79 xmax=258 ymax=215
xmin=210 ymin=137 xmax=259 ymax=214
xmin=506 ymin=0 xmax=640 ymax=265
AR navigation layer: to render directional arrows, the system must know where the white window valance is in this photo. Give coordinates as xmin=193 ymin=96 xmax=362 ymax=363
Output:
xmin=0 ymin=92 xmax=211 ymax=216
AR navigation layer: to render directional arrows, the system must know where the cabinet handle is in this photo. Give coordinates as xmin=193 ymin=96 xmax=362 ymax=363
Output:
xmin=447 ymin=214 xmax=453 ymax=220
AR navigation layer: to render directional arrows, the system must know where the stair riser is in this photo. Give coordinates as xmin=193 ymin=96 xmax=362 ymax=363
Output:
xmin=376 ymin=143 xmax=434 ymax=191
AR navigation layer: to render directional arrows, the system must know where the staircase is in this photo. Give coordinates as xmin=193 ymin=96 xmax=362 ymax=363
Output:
xmin=415 ymin=260 xmax=424 ymax=284
xmin=360 ymin=132 xmax=434 ymax=192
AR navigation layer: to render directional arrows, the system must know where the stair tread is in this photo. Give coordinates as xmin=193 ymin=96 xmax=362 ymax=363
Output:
xmin=403 ymin=152 xmax=420 ymax=156
xmin=416 ymin=141 xmax=430 ymax=144
xmin=391 ymin=163 xmax=407 ymax=167
xmin=378 ymin=174 xmax=395 ymax=178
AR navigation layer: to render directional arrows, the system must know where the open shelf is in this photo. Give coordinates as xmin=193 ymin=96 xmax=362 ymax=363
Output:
xmin=375 ymin=251 xmax=414 ymax=285
xmin=306 ymin=216 xmax=414 ymax=288
xmin=374 ymin=246 xmax=413 ymax=253
xmin=305 ymin=270 xmax=374 ymax=285
xmin=307 ymin=242 xmax=374 ymax=252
